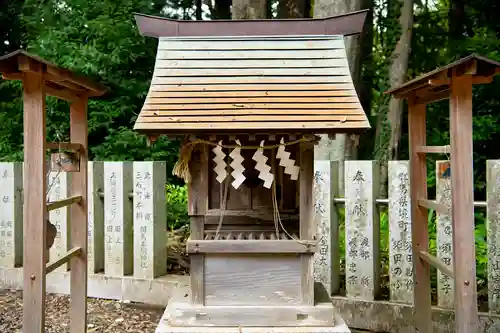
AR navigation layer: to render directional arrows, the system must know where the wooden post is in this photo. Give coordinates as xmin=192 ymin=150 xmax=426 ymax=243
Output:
xmin=407 ymin=97 xmax=432 ymax=333
xmin=22 ymin=69 xmax=47 ymax=333
xmin=449 ymin=73 xmax=479 ymax=333
xmin=69 ymin=97 xmax=89 ymax=333
xmin=299 ymin=141 xmax=314 ymax=305
xmin=188 ymin=144 xmax=208 ymax=304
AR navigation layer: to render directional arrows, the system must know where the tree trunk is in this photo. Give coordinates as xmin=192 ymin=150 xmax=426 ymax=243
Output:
xmin=448 ymin=0 xmax=473 ymax=56
xmin=313 ymin=0 xmax=370 ymax=193
xmin=377 ymin=0 xmax=413 ymax=196
xmin=196 ymin=0 xmax=203 ymax=20
xmin=212 ymin=0 xmax=232 ymax=19
xmin=277 ymin=0 xmax=309 ymax=18
xmin=231 ymin=0 xmax=267 ymax=19
xmin=358 ymin=0 xmax=374 ymax=117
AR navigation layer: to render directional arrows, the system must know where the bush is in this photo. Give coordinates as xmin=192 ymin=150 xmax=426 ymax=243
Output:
xmin=166 ymin=184 xmax=189 ymax=230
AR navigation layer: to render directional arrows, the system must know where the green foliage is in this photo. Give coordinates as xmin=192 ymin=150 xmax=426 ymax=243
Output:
xmin=358 ymin=0 xmax=500 ymax=302
xmin=0 ymin=0 xmax=25 ymax=162
xmin=0 ymin=80 xmax=24 ymax=161
xmin=0 ymin=0 xmax=181 ymax=165
xmin=91 ymin=127 xmax=182 ymax=184
xmin=166 ymin=184 xmax=189 ymax=230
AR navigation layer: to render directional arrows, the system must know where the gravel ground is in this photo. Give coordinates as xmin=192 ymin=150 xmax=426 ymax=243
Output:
xmin=0 ymin=289 xmax=373 ymax=333
xmin=0 ymin=289 xmax=164 ymax=333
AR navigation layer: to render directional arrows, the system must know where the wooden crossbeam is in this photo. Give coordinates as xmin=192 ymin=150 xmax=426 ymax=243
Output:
xmin=46 ymin=142 xmax=83 ymax=151
xmin=45 ymin=247 xmax=83 ymax=274
xmin=416 ymin=145 xmax=450 ymax=154
xmin=428 ymin=78 xmax=449 ymax=86
xmin=427 ymin=76 xmax=491 ymax=88
xmin=45 ymin=85 xmax=79 ymax=102
xmin=50 ymin=78 xmax=87 ymax=92
xmin=427 ymin=69 xmax=489 ymax=86
xmin=46 ymin=66 xmax=106 ymax=96
xmin=47 ymin=195 xmax=82 ymax=211
xmin=2 ymin=72 xmax=23 ymax=80
xmin=419 ymin=251 xmax=454 ymax=278
xmin=473 ymin=76 xmax=494 ymax=85
xmin=413 ymin=77 xmax=488 ymax=106
xmin=417 ymin=199 xmax=450 ymax=215
xmin=415 ymin=89 xmax=450 ymax=105
xmin=2 ymin=73 xmax=96 ymax=102
xmin=18 ymin=55 xmax=41 ymax=73
xmin=3 ymin=72 xmax=68 ymax=82
xmin=186 ymin=240 xmax=317 ymax=254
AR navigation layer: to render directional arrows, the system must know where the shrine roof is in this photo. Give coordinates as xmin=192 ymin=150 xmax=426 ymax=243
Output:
xmin=0 ymin=50 xmax=106 ymax=97
xmin=133 ymin=34 xmax=371 ymax=135
xmin=134 ymin=10 xmax=368 ymax=38
xmin=386 ymin=54 xmax=500 ymax=100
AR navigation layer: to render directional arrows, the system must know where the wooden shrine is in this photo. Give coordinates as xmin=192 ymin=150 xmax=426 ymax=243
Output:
xmin=0 ymin=50 xmax=106 ymax=333
xmin=387 ymin=54 xmax=500 ymax=333
xmin=134 ymin=11 xmax=370 ymax=333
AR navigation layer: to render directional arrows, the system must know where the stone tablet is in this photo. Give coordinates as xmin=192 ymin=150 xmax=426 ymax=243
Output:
xmin=0 ymin=163 xmax=22 ymax=268
xmin=344 ymin=161 xmax=380 ymax=300
xmin=104 ymin=162 xmax=133 ymax=276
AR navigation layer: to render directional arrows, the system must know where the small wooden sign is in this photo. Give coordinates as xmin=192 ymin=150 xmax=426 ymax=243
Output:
xmin=438 ymin=161 xmax=451 ymax=179
xmin=50 ymin=152 xmax=80 ymax=172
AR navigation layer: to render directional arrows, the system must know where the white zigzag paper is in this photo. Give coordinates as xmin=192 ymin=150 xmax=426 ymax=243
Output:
xmin=212 ymin=140 xmax=227 ymax=183
xmin=252 ymin=140 xmax=273 ymax=189
xmin=229 ymin=139 xmax=245 ymax=189
xmin=276 ymin=137 xmax=300 ymax=181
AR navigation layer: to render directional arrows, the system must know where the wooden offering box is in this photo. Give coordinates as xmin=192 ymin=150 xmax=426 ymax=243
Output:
xmin=133 ymin=11 xmax=370 ymax=333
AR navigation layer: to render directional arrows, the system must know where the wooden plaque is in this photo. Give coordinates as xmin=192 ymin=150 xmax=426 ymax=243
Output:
xmin=50 ymin=152 xmax=80 ymax=172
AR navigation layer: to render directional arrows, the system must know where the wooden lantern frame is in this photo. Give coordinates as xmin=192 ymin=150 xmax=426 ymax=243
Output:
xmin=387 ymin=54 xmax=500 ymax=333
xmin=0 ymin=50 xmax=106 ymax=333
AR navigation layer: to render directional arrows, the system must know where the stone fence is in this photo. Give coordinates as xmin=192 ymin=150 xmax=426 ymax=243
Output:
xmin=313 ymin=160 xmax=500 ymax=332
xmin=0 ymin=161 xmax=188 ymax=305
xmin=1 ymin=160 xmax=500 ymax=332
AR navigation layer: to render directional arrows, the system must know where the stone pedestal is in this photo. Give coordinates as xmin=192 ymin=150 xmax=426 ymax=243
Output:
xmin=155 ymin=284 xmax=351 ymax=333
xmin=156 ymin=298 xmax=351 ymax=333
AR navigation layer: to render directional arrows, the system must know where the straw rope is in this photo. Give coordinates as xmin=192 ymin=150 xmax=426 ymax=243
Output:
xmin=172 ymin=137 xmax=314 ymax=183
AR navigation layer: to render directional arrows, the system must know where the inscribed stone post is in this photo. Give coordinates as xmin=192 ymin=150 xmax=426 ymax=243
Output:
xmin=344 ymin=160 xmax=380 ymax=300
xmin=487 ymin=160 xmax=500 ymax=313
xmin=88 ymin=161 xmax=104 ymax=273
xmin=315 ymin=134 xmax=345 ymax=194
xmin=48 ymin=171 xmax=71 ymax=271
xmin=388 ymin=161 xmax=413 ymax=303
xmin=436 ymin=160 xmax=454 ymax=308
xmin=0 ymin=163 xmax=23 ymax=267
xmin=313 ymin=160 xmax=340 ymax=296
xmin=133 ymin=161 xmax=167 ymax=279
xmin=104 ymin=162 xmax=133 ymax=277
